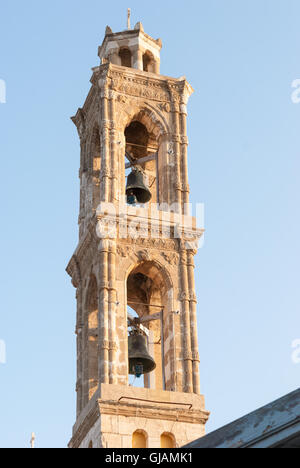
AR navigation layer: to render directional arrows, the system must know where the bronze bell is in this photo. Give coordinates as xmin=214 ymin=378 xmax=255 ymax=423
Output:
xmin=128 ymin=332 xmax=156 ymax=376
xmin=126 ymin=168 xmax=152 ymax=204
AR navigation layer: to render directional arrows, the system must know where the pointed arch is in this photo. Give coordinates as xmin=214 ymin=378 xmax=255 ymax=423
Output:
xmin=126 ymin=258 xmax=174 ymax=391
xmin=122 ymin=105 xmax=170 ymax=205
xmin=89 ymin=125 xmax=101 ymax=172
xmin=125 ymin=258 xmax=174 ymax=295
xmin=143 ymin=50 xmax=156 ymax=73
xmin=122 ymin=105 xmax=170 ymax=140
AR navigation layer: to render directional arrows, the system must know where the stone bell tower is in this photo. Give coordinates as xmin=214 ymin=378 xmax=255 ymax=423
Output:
xmin=67 ymin=18 xmax=209 ymax=449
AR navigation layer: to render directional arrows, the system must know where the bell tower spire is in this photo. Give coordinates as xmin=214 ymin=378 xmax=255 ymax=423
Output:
xmin=67 ymin=19 xmax=209 ymax=449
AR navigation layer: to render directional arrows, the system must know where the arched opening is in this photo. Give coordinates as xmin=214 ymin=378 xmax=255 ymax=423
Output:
xmin=127 ymin=305 xmax=146 ymax=389
xmin=132 ymin=430 xmax=147 ymax=449
xmin=127 ymin=261 xmax=172 ymax=391
xmin=125 ymin=121 xmax=150 ymax=159
xmin=125 ymin=120 xmax=159 ymax=205
xmin=119 ymin=48 xmax=132 ymax=68
xmin=85 ymin=275 xmax=98 ymax=402
xmin=90 ymin=126 xmax=101 ymax=171
xmin=161 ymin=433 xmax=176 ymax=449
xmin=143 ymin=51 xmax=155 ymax=73
xmin=88 ymin=441 xmax=93 ymax=449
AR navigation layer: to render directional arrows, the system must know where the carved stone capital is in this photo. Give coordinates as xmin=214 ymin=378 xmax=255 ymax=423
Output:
xmin=179 ymin=291 xmax=189 ymax=302
xmin=183 ymin=351 xmax=193 ymax=361
xmin=109 ymin=341 xmax=118 ymax=351
xmin=99 ymin=281 xmax=110 ymax=291
xmin=189 ymin=291 xmax=197 ymax=303
xmin=181 ymin=136 xmax=189 ymax=145
xmin=100 ymin=88 xmax=110 ymax=99
xmin=174 ymin=183 xmax=190 ymax=193
xmin=98 ymin=239 xmax=111 ymax=252
xmin=100 ymin=340 xmax=110 ymax=351
xmin=180 ymin=103 xmax=188 ymax=115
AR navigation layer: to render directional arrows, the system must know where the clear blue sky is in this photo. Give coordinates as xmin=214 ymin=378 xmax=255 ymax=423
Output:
xmin=0 ymin=0 xmax=299 ymax=448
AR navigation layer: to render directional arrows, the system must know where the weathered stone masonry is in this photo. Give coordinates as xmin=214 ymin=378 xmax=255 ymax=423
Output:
xmin=67 ymin=21 xmax=209 ymax=449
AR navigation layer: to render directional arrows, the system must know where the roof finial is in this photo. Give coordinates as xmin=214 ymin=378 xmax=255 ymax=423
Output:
xmin=30 ymin=432 xmax=36 ymax=449
xmin=127 ymin=8 xmax=131 ymax=30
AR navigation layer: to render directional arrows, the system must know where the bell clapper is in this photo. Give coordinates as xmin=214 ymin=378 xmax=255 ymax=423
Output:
xmin=127 ymin=190 xmax=138 ymax=206
xmin=126 ymin=165 xmax=152 ymax=205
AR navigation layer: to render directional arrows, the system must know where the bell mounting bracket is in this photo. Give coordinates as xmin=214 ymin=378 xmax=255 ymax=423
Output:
xmin=125 ymin=152 xmax=158 ymax=170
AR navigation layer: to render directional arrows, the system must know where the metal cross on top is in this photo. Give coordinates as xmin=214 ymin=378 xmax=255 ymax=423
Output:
xmin=127 ymin=8 xmax=131 ymax=30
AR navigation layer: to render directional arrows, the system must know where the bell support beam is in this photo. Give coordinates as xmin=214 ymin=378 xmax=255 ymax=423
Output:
xmin=125 ymin=153 xmax=157 ymax=169
xmin=127 ymin=313 xmax=149 ymax=337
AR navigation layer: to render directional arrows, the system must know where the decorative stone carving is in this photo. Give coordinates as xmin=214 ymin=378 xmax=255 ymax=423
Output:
xmin=118 ymin=236 xmax=178 ymax=251
xmin=117 ymin=245 xmax=128 ymax=258
xmin=161 ymin=252 xmax=179 ymax=266
xmin=137 ymin=250 xmax=151 ymax=262
xmin=158 ymin=102 xmax=171 ymax=113
xmin=116 ymin=94 xmax=127 ymax=104
xmin=108 ymin=71 xmax=177 ymax=103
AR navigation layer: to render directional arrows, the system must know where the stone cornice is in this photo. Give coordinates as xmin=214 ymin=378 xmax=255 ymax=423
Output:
xmin=66 ymin=216 xmax=98 ymax=284
xmin=105 ymin=64 xmax=194 ymax=103
xmin=99 ymin=400 xmax=209 ymax=425
xmin=71 ymin=62 xmax=194 ymax=131
xmin=66 ymin=255 xmax=81 ymax=288
xmin=68 ymin=403 xmax=100 ymax=448
xmin=68 ymin=397 xmax=210 ymax=448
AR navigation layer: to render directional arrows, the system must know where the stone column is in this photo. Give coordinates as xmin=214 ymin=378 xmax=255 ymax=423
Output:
xmin=109 ymin=91 xmax=118 ymax=203
xmin=100 ymin=86 xmax=110 ymax=202
xmin=117 ymin=128 xmax=126 ymax=204
xmin=180 ymin=105 xmax=190 ymax=211
xmin=133 ymin=47 xmax=143 ymax=71
xmin=98 ymin=240 xmax=109 ymax=384
xmin=187 ymin=250 xmax=201 ymax=395
xmin=75 ymin=287 xmax=84 ymax=416
xmin=171 ymin=310 xmax=177 ymax=391
xmin=154 ymin=59 xmax=160 ymax=75
xmin=82 ymin=283 xmax=89 ymax=406
xmin=108 ymin=241 xmax=117 ymax=384
xmin=110 ymin=51 xmax=121 ymax=66
xmin=158 ymin=134 xmax=169 ymax=205
xmin=179 ymin=248 xmax=193 ymax=393
xmin=172 ymin=104 xmax=182 ymax=210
